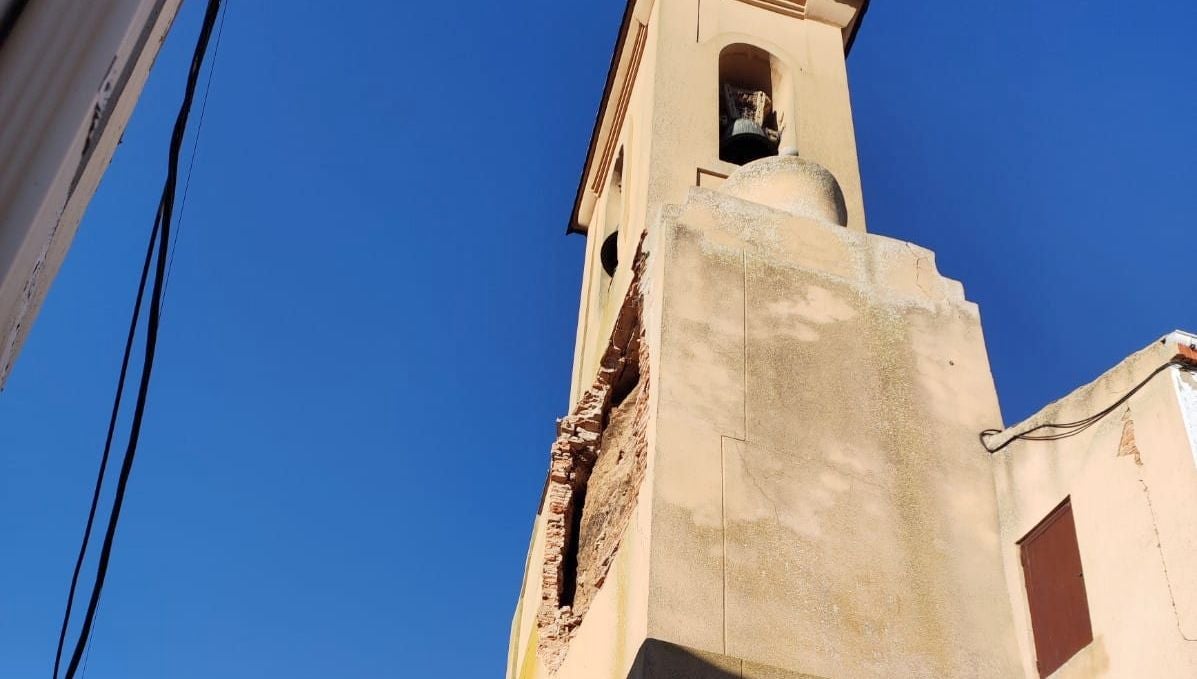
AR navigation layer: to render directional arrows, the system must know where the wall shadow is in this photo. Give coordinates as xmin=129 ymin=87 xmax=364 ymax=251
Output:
xmin=627 ymin=639 xmax=740 ymax=679
xmin=626 ymin=638 xmax=829 ymax=679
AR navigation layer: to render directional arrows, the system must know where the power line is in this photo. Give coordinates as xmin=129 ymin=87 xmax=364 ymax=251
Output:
xmin=979 ymin=357 xmax=1194 ymax=454
xmin=53 ymin=2 xmax=224 ymax=677
xmin=77 ymin=599 xmax=101 ymax=679
xmin=163 ymin=0 xmax=229 ymax=312
xmin=51 ymin=203 xmax=162 ymax=679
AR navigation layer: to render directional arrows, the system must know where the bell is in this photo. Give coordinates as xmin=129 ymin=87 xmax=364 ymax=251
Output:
xmin=721 ymin=116 xmax=779 ymax=166
xmin=720 ymin=83 xmax=779 ymax=165
xmin=600 ymin=231 xmax=619 ymax=278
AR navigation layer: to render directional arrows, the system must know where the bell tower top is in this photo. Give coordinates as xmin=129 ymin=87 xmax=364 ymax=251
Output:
xmin=564 ymin=0 xmax=871 ymax=404
xmin=567 ymin=0 xmax=870 ymax=236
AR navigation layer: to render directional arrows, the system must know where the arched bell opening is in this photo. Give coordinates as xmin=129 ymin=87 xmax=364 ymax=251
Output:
xmin=718 ymin=44 xmax=791 ymax=166
xmin=599 ymin=151 xmax=624 ymax=282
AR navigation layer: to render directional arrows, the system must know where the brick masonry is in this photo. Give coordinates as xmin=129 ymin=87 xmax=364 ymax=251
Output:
xmin=537 ymin=245 xmax=651 ymax=672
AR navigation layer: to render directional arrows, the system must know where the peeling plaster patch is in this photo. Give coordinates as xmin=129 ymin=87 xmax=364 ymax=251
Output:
xmin=1173 ymin=369 xmax=1197 ymax=470
xmin=1117 ymin=410 xmax=1142 ymax=466
xmin=537 ymin=241 xmax=651 ymax=673
xmin=787 ymin=285 xmax=858 ymax=325
xmin=762 ymin=285 xmax=857 ymax=342
xmin=788 ymin=321 xmax=821 ymax=342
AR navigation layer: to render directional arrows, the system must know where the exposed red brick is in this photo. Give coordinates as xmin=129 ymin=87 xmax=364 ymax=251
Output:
xmin=1117 ymin=411 xmax=1142 ymax=466
xmin=536 ymin=241 xmax=651 ymax=672
xmin=1177 ymin=344 xmax=1197 ymax=366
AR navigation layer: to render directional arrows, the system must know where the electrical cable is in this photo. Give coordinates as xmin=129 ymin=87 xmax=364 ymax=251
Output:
xmin=54 ymin=2 xmax=223 ymax=677
xmin=51 ymin=202 xmax=162 ymax=679
xmin=163 ymin=0 xmax=228 ymax=313
xmin=76 ymin=599 xmax=101 ymax=679
xmin=979 ymin=357 xmax=1195 ymax=454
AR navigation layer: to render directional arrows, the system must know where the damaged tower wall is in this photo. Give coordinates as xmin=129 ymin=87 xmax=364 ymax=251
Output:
xmin=510 ymin=0 xmax=1023 ymax=676
xmin=508 ymin=246 xmax=659 ymax=679
xmin=538 ymin=248 xmax=652 ymax=671
xmin=511 ymin=181 xmax=1025 ymax=678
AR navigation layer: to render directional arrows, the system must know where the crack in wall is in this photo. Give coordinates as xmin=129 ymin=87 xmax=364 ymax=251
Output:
xmin=733 ymin=445 xmax=784 ymax=527
xmin=905 ymin=243 xmax=934 ymax=299
xmin=1136 ymin=471 xmax=1197 ymax=642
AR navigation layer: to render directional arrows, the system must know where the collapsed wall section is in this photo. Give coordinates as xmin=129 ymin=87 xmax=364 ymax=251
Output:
xmin=538 ymin=245 xmax=652 ymax=672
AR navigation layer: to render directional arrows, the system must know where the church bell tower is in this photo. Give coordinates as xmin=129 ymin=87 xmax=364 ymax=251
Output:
xmin=508 ymin=2 xmax=1024 ymax=677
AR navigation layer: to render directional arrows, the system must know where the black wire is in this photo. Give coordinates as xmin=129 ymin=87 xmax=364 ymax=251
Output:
xmin=163 ymin=0 xmax=228 ymax=313
xmin=57 ymin=3 xmax=223 ymax=677
xmin=52 ymin=202 xmax=163 ymax=679
xmin=979 ymin=358 xmax=1193 ymax=454
xmin=76 ymin=598 xmax=101 ymax=679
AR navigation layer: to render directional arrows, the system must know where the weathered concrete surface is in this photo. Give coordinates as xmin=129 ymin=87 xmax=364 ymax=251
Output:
xmin=644 ymin=182 xmax=1021 ymax=677
xmin=991 ymin=332 xmax=1197 ymax=678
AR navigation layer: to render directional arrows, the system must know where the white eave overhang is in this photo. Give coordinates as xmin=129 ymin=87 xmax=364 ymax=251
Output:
xmin=0 ymin=0 xmax=183 ymax=387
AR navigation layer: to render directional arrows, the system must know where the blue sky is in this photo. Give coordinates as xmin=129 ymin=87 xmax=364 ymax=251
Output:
xmin=0 ymin=1 xmax=1194 ymax=677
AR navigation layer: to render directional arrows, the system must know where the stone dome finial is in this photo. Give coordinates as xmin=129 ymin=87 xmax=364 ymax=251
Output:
xmin=721 ymin=155 xmax=849 ymax=227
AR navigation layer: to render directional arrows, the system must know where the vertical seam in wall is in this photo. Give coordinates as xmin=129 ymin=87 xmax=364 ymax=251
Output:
xmin=721 ymin=436 xmax=728 ymax=655
xmin=742 ymin=251 xmax=748 ymax=439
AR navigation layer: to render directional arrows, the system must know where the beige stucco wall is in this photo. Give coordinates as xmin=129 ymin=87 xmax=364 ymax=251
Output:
xmin=642 ymin=183 xmax=1021 ymax=677
xmin=990 ymin=334 xmax=1197 ymax=678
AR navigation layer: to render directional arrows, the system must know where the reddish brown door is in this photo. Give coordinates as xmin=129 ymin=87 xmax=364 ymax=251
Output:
xmin=1020 ymin=498 xmax=1093 ymax=677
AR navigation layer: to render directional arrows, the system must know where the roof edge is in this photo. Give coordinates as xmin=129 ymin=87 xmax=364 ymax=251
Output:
xmin=567 ymin=1 xmax=635 ymax=235
xmin=844 ymin=0 xmax=870 ymax=54
xmin=987 ymin=330 xmax=1197 ymax=453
